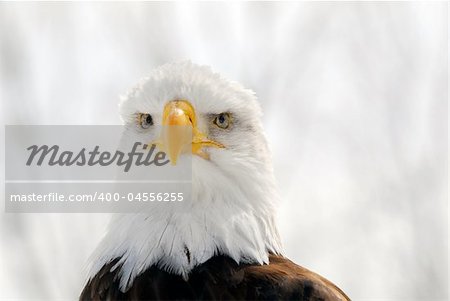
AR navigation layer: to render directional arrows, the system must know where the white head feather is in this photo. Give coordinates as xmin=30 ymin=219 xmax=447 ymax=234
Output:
xmin=87 ymin=61 xmax=283 ymax=292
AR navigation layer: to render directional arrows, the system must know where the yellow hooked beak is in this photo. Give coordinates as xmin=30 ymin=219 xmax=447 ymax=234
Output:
xmin=155 ymin=100 xmax=224 ymax=165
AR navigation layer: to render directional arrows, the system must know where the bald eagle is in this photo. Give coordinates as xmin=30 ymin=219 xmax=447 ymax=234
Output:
xmin=80 ymin=62 xmax=350 ymax=301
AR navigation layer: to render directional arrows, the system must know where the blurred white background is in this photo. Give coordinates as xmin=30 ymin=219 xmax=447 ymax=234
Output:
xmin=0 ymin=2 xmax=448 ymax=300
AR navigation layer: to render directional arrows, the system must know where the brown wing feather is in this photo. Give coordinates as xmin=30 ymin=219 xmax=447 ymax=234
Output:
xmin=241 ymin=255 xmax=351 ymax=300
xmin=80 ymin=254 xmax=350 ymax=301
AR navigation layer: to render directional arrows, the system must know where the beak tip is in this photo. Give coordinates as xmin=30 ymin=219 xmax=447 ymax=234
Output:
xmin=169 ymin=154 xmax=179 ymax=165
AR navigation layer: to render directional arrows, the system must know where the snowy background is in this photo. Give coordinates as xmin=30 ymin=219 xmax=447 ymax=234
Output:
xmin=0 ymin=2 xmax=448 ymax=300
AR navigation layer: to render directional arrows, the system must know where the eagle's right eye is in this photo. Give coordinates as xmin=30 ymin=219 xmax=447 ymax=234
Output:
xmin=138 ymin=113 xmax=153 ymax=129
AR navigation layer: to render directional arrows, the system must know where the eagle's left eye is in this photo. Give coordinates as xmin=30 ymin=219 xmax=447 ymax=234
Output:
xmin=213 ymin=113 xmax=232 ymax=129
xmin=138 ymin=113 xmax=153 ymax=129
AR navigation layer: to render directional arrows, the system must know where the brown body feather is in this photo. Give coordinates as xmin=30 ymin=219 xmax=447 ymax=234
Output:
xmin=80 ymin=255 xmax=350 ymax=301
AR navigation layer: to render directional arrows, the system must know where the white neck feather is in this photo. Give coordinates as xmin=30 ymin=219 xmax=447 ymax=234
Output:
xmin=88 ymin=153 xmax=283 ymax=292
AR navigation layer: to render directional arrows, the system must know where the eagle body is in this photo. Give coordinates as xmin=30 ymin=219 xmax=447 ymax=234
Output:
xmin=80 ymin=62 xmax=350 ymax=301
xmin=81 ymin=255 xmax=349 ymax=301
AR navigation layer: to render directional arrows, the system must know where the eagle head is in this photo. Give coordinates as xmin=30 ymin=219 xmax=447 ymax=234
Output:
xmin=89 ymin=61 xmax=282 ymax=292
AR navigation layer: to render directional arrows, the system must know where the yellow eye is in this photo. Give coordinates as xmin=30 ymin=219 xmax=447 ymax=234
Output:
xmin=138 ymin=113 xmax=153 ymax=129
xmin=213 ymin=113 xmax=231 ymax=129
